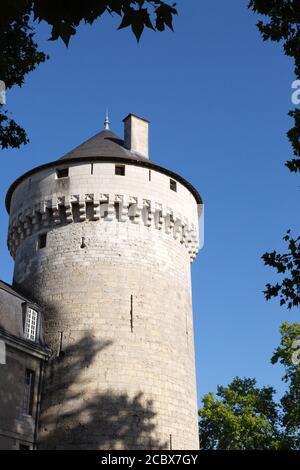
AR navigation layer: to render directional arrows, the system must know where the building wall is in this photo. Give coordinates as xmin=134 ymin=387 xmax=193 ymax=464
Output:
xmin=0 ymin=346 xmax=41 ymax=450
xmin=9 ymin=163 xmax=200 ymax=450
xmin=0 ymin=288 xmax=46 ymax=450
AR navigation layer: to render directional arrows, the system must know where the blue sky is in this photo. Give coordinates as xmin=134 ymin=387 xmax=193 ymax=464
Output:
xmin=1 ymin=1 xmax=299 ymax=404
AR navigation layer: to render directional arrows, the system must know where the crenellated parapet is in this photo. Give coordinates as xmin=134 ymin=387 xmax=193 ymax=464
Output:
xmin=8 ymin=193 xmax=200 ymax=261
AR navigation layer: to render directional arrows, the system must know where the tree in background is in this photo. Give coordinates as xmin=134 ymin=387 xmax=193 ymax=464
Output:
xmin=199 ymin=324 xmax=300 ymax=449
xmin=272 ymin=322 xmax=300 ymax=449
xmin=0 ymin=0 xmax=177 ymax=149
xmin=198 ymin=377 xmax=281 ymax=450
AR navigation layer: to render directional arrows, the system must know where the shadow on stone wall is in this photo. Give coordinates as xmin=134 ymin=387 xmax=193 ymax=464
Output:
xmin=38 ymin=333 xmax=167 ymax=450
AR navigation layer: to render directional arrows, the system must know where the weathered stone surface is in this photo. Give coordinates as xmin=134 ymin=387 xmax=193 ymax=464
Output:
xmin=9 ymin=162 xmax=200 ymax=450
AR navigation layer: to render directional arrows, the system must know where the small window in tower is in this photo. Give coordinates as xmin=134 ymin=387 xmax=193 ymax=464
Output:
xmin=170 ymin=179 xmax=177 ymax=192
xmin=24 ymin=307 xmax=38 ymax=341
xmin=115 ymin=165 xmax=125 ymax=176
xmin=22 ymin=369 xmax=35 ymax=416
xmin=56 ymin=168 xmax=69 ymax=179
xmin=38 ymin=233 xmax=47 ymax=249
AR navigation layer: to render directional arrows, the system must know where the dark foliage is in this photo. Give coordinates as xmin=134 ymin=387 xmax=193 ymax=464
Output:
xmin=31 ymin=1 xmax=177 ymax=46
xmin=262 ymin=231 xmax=300 ymax=309
xmin=0 ymin=109 xmax=29 ymax=149
xmin=0 ymin=1 xmax=177 ymax=150
xmin=287 ymin=108 xmax=300 ymax=172
xmin=0 ymin=1 xmax=48 ymax=149
xmin=249 ymin=0 xmax=300 ymax=172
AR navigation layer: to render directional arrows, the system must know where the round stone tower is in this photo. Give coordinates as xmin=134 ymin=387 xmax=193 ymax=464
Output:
xmin=6 ymin=113 xmax=202 ymax=450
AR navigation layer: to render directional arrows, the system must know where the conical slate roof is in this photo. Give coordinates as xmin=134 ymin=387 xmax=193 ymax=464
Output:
xmin=59 ymin=129 xmax=149 ymax=162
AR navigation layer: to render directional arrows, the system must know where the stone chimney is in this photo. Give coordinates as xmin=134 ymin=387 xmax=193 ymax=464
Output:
xmin=123 ymin=113 xmax=149 ymax=159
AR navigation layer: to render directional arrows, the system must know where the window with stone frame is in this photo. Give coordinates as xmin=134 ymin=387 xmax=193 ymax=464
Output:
xmin=24 ymin=307 xmax=38 ymax=342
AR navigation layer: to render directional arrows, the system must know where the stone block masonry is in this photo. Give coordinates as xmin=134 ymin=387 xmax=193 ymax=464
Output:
xmin=6 ymin=123 xmax=201 ymax=450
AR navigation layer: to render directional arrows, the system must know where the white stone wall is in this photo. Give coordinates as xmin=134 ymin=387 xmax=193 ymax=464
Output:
xmin=9 ymin=162 xmax=200 ymax=450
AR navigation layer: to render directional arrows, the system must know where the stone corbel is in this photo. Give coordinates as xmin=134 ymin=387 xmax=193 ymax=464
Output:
xmin=65 ymin=197 xmax=74 ymax=224
xmin=78 ymin=197 xmax=86 ymax=222
xmin=106 ymin=194 xmax=116 ymax=221
xmin=143 ymin=200 xmax=153 ymax=227
xmin=173 ymin=214 xmax=183 ymax=240
xmin=40 ymin=200 xmax=51 ymax=228
xmin=131 ymin=198 xmax=143 ymax=224
xmin=119 ymin=195 xmax=129 ymax=222
xmin=99 ymin=193 xmax=109 ymax=219
xmin=127 ymin=197 xmax=137 ymax=222
xmin=92 ymin=194 xmax=100 ymax=221
xmin=164 ymin=208 xmax=174 ymax=234
xmin=31 ymin=206 xmax=41 ymax=231
xmin=154 ymin=204 xmax=163 ymax=230
xmin=52 ymin=197 xmax=62 ymax=225
xmin=17 ymin=215 xmax=26 ymax=240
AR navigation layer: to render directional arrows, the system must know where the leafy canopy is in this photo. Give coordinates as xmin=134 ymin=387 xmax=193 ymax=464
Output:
xmin=249 ymin=2 xmax=300 ymax=310
xmin=272 ymin=322 xmax=300 ymax=448
xmin=0 ymin=1 xmax=47 ymax=149
xmin=199 ymin=377 xmax=282 ymax=450
xmin=249 ymin=0 xmax=300 ymax=172
xmin=199 ymin=324 xmax=300 ymax=449
xmin=262 ymin=231 xmax=300 ymax=309
xmin=0 ymin=0 xmax=177 ymax=149
xmin=32 ymin=0 xmax=178 ymax=45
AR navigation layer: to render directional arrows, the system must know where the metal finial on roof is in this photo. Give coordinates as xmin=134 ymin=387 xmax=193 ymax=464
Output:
xmin=104 ymin=109 xmax=110 ymax=130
